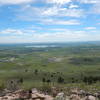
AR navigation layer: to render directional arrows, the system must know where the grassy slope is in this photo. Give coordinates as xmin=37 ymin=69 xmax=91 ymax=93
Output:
xmin=0 ymin=44 xmax=100 ymax=91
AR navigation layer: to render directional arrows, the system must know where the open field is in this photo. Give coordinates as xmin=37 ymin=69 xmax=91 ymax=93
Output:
xmin=0 ymin=42 xmax=100 ymax=92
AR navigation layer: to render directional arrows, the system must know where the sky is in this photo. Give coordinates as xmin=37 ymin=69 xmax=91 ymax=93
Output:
xmin=0 ymin=0 xmax=100 ymax=43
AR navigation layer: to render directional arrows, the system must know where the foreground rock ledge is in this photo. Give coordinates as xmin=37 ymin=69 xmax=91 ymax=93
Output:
xmin=0 ymin=88 xmax=100 ymax=100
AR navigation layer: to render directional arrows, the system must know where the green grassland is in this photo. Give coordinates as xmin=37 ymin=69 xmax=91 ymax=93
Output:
xmin=0 ymin=43 xmax=100 ymax=92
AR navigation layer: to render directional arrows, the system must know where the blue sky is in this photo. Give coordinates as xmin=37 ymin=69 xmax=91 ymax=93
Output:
xmin=0 ymin=0 xmax=100 ymax=43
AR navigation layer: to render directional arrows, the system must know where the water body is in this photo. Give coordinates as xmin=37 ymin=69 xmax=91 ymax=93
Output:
xmin=25 ymin=45 xmax=57 ymax=48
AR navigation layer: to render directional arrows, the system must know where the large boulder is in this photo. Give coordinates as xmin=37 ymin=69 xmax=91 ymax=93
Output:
xmin=32 ymin=88 xmax=38 ymax=94
xmin=84 ymin=95 xmax=96 ymax=100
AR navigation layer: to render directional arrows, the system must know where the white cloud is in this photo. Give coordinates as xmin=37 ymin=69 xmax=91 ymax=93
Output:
xmin=31 ymin=30 xmax=87 ymax=42
xmin=1 ymin=32 xmax=100 ymax=43
xmin=0 ymin=29 xmax=23 ymax=35
xmin=0 ymin=28 xmax=100 ymax=43
xmin=63 ymin=8 xmax=84 ymax=17
xmin=42 ymin=7 xmax=84 ymax=17
xmin=77 ymin=0 xmax=99 ymax=4
xmin=92 ymin=3 xmax=100 ymax=14
xmin=0 ymin=0 xmax=72 ymax=5
xmin=69 ymin=4 xmax=79 ymax=9
xmin=77 ymin=0 xmax=100 ymax=14
xmin=32 ymin=28 xmax=99 ymax=42
xmin=42 ymin=6 xmax=58 ymax=16
xmin=85 ymin=27 xmax=96 ymax=30
xmin=0 ymin=0 xmax=34 ymax=5
xmin=41 ymin=19 xmax=80 ymax=25
xmin=15 ymin=5 xmax=84 ymax=23
xmin=97 ymin=23 xmax=100 ymax=25
xmin=15 ymin=5 xmax=44 ymax=21
xmin=0 ymin=28 xmax=35 ymax=35
xmin=47 ymin=0 xmax=71 ymax=5
xmin=0 ymin=36 xmax=34 ymax=43
xmin=27 ymin=30 xmax=100 ymax=42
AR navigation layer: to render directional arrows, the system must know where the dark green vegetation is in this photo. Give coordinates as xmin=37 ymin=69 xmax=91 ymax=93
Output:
xmin=0 ymin=42 xmax=100 ymax=91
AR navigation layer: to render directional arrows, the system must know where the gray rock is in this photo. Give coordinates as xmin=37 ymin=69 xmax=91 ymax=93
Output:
xmin=54 ymin=92 xmax=66 ymax=100
xmin=69 ymin=94 xmax=81 ymax=100
xmin=85 ymin=95 xmax=96 ymax=100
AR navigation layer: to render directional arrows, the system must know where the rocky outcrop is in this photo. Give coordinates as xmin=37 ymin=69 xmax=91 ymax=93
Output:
xmin=54 ymin=88 xmax=99 ymax=100
xmin=0 ymin=88 xmax=53 ymax=100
